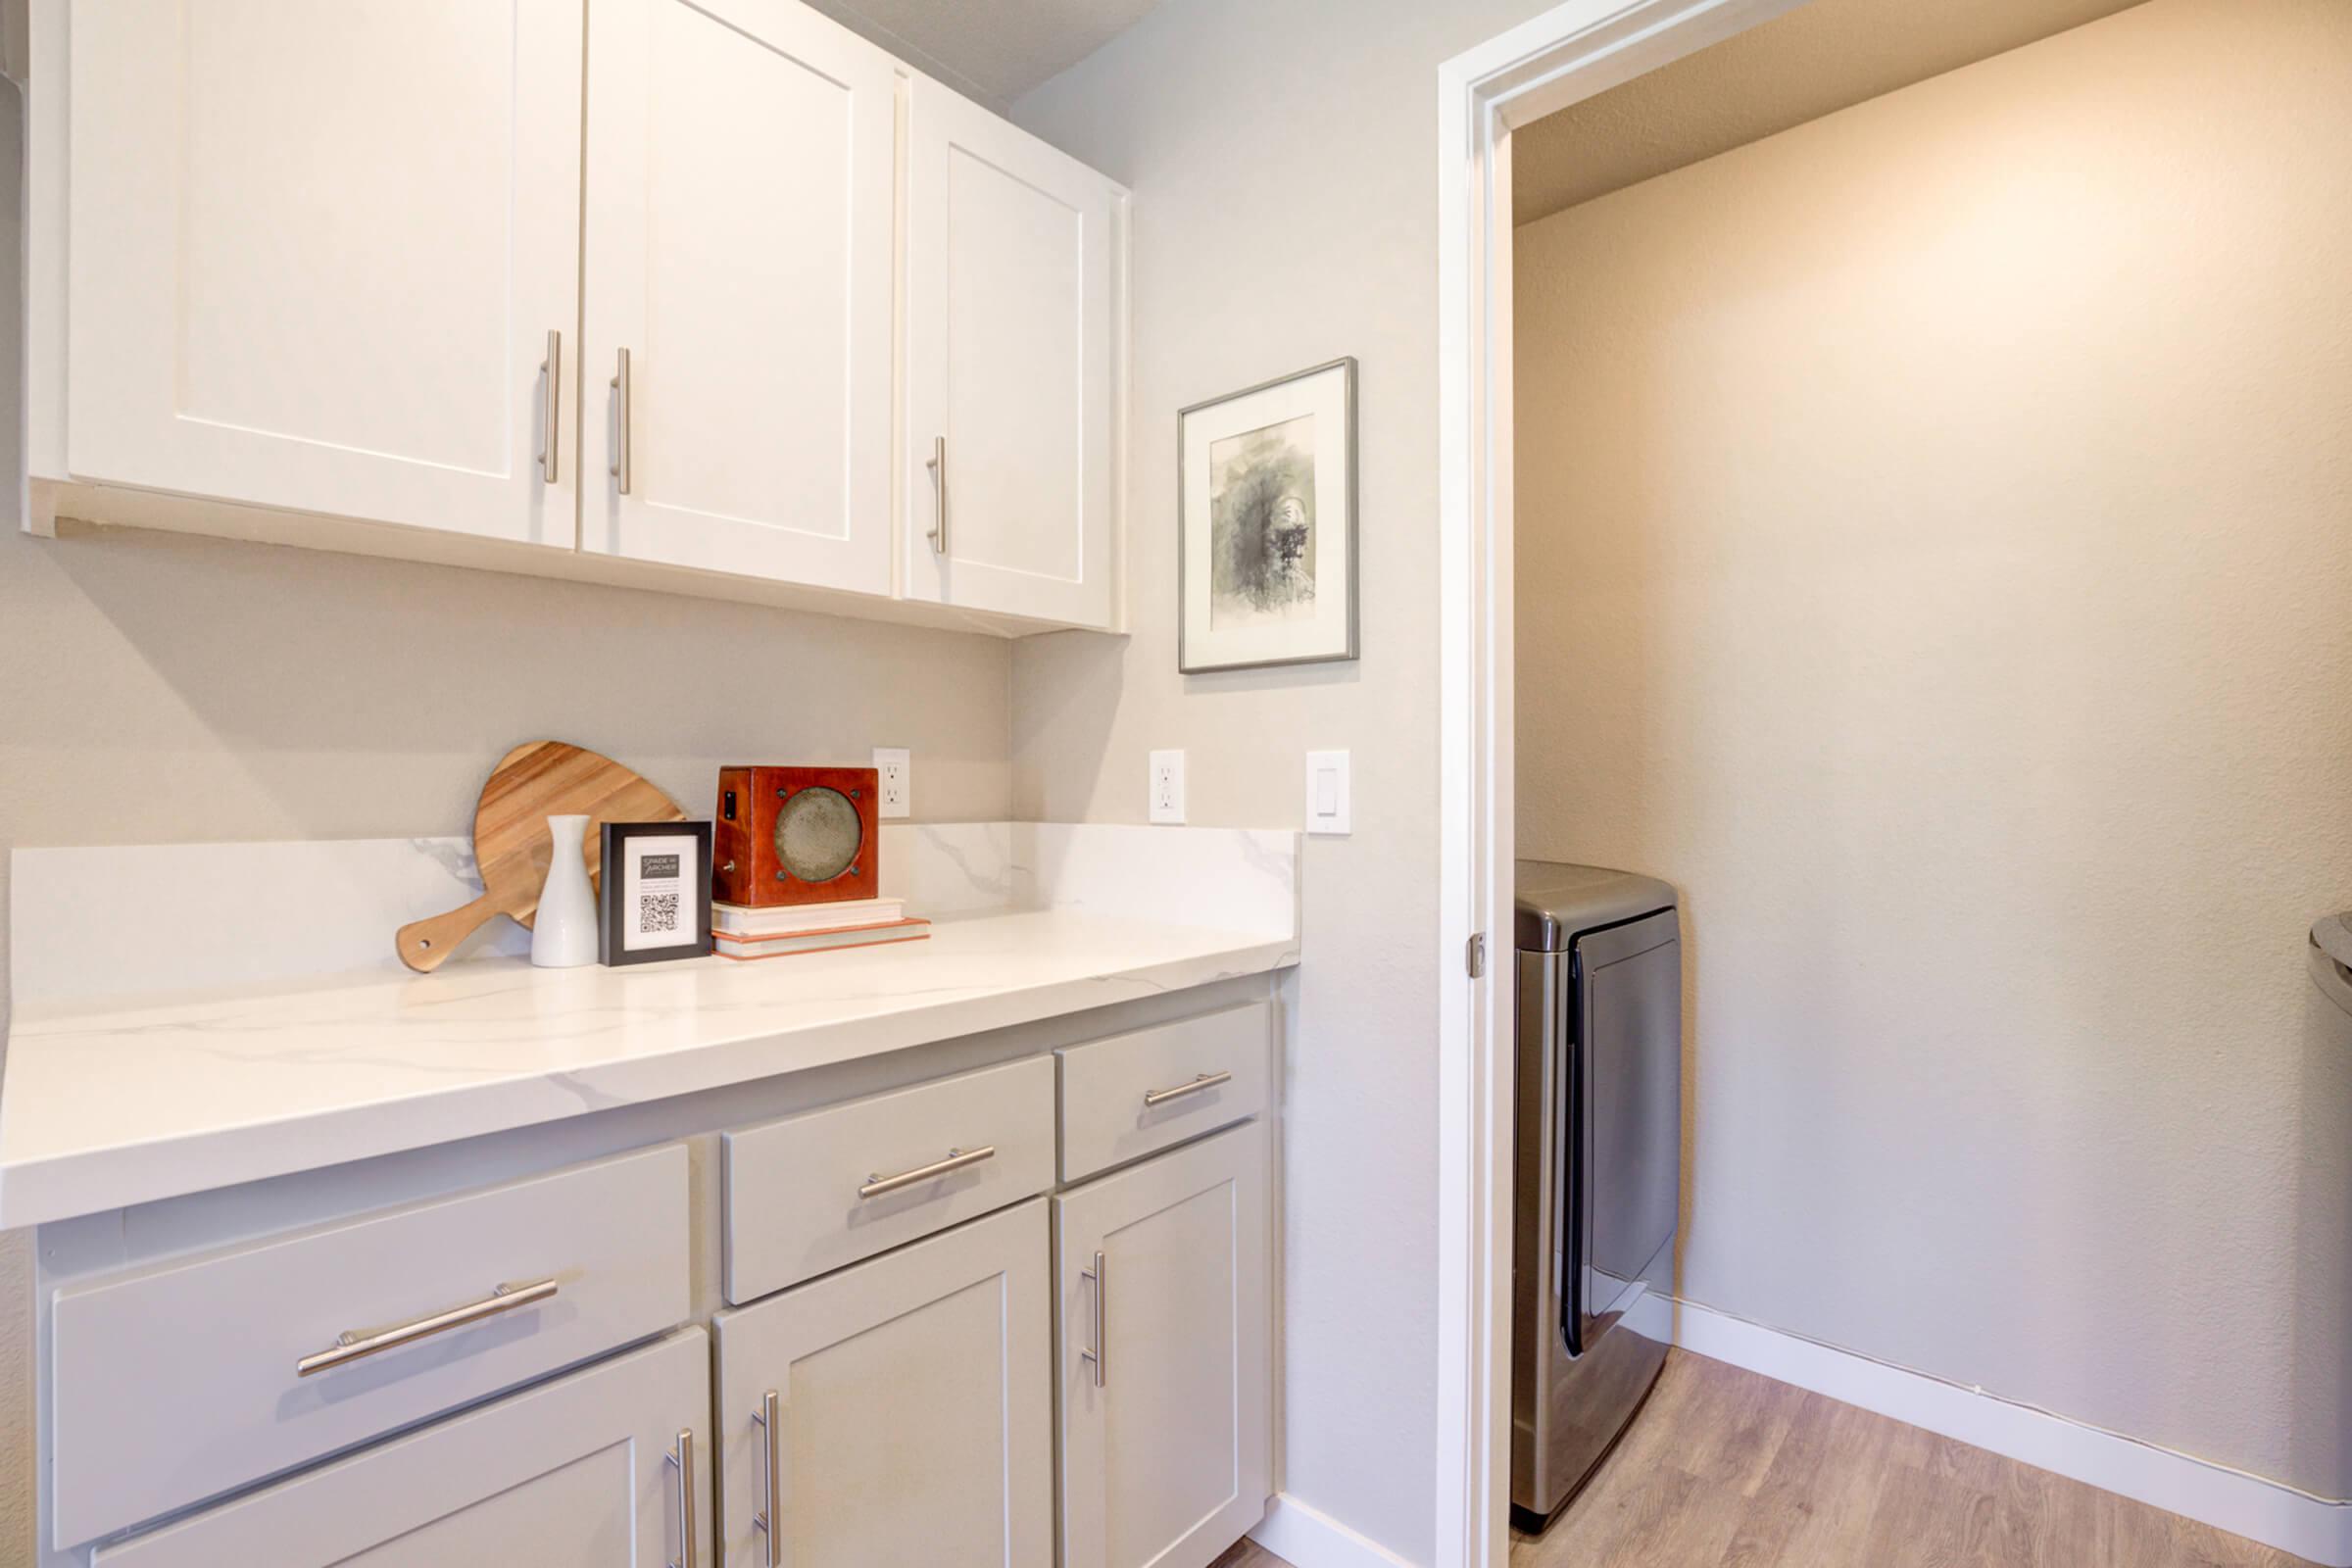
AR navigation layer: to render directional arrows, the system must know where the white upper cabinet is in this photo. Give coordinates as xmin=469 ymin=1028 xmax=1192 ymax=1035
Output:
xmin=579 ymin=0 xmax=896 ymax=595
xmin=62 ymin=0 xmax=584 ymax=549
xmin=33 ymin=0 xmax=1125 ymax=632
xmin=906 ymin=76 xmax=1121 ymax=630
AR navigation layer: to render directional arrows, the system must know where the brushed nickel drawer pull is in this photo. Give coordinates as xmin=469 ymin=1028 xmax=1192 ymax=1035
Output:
xmin=753 ymin=1390 xmax=782 ymax=1565
xmin=611 ymin=347 xmax=634 ymax=494
xmin=295 ymin=1277 xmax=559 ymax=1377
xmin=926 ymin=435 xmax=949 ymax=554
xmin=858 ymin=1145 xmax=996 ymax=1200
xmin=667 ymin=1427 xmax=697 ymax=1568
xmin=1143 ymin=1070 xmax=1232 ymax=1108
xmin=1080 ymin=1250 xmax=1106 ymax=1387
xmin=538 ymin=328 xmax=562 ymax=483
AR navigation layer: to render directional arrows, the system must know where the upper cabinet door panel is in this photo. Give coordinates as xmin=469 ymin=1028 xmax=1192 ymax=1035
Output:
xmin=580 ymin=0 xmax=896 ymax=595
xmin=906 ymin=78 xmax=1118 ymax=629
xmin=66 ymin=0 xmax=583 ymax=547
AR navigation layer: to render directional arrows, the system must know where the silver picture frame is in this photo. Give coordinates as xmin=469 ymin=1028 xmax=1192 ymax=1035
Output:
xmin=1178 ymin=356 xmax=1359 ymax=673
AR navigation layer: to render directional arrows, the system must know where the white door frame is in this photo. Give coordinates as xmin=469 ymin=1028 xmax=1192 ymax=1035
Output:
xmin=1431 ymin=3 xmax=1807 ymax=1564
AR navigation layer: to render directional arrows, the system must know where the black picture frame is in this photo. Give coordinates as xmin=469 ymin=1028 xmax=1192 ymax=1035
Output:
xmin=599 ymin=820 xmax=714 ymax=965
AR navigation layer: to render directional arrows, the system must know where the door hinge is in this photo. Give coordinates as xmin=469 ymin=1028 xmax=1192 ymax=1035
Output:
xmin=1466 ymin=931 xmax=1488 ymax=979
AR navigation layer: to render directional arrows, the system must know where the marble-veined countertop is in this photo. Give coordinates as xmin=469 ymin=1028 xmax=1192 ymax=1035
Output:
xmin=0 ymin=907 xmax=1298 ymax=1228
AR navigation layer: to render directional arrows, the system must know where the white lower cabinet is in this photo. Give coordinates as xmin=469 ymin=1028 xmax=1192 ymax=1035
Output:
xmin=90 ymin=1330 xmax=710 ymax=1567
xmin=1054 ymin=1123 xmax=1270 ymax=1568
xmin=713 ymin=1199 xmax=1054 ymax=1567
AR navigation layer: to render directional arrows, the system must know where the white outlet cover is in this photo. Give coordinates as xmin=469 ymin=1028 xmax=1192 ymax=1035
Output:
xmin=872 ymin=748 xmax=910 ymax=819
xmin=1304 ymin=749 xmax=1350 ymax=835
xmin=1149 ymin=750 xmax=1187 ymax=825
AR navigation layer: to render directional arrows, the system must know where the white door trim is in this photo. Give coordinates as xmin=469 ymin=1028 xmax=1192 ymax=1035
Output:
xmin=1431 ymin=5 xmax=1809 ymax=1565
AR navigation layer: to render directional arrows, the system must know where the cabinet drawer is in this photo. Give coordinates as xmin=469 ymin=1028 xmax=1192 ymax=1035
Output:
xmin=1056 ymin=1003 xmax=1270 ymax=1182
xmin=723 ymin=1054 xmax=1055 ymax=1303
xmin=51 ymin=1144 xmax=689 ymax=1551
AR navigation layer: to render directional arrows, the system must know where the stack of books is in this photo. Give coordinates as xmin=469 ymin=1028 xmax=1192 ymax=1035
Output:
xmin=712 ymin=896 xmax=931 ymax=961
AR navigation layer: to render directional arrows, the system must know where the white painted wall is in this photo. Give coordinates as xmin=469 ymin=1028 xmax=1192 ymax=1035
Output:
xmin=1516 ymin=0 xmax=2352 ymax=1499
xmin=1007 ymin=0 xmax=1569 ymax=1557
xmin=0 ymin=83 xmax=1015 ymax=1567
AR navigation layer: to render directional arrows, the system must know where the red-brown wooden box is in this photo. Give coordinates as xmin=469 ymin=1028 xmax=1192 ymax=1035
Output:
xmin=712 ymin=765 xmax=881 ymax=906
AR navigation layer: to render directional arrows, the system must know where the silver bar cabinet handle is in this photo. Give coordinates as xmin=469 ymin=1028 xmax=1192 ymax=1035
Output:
xmin=1143 ymin=1070 xmax=1233 ymax=1109
xmin=538 ymin=328 xmax=562 ymax=483
xmin=1080 ymin=1250 xmax=1106 ymax=1387
xmin=926 ymin=434 xmax=948 ymax=554
xmin=753 ymin=1389 xmax=782 ymax=1566
xmin=858 ymin=1145 xmax=995 ymax=1200
xmin=668 ymin=1427 xmax=697 ymax=1568
xmin=611 ymin=347 xmax=634 ymax=494
xmin=295 ymin=1278 xmax=558 ymax=1377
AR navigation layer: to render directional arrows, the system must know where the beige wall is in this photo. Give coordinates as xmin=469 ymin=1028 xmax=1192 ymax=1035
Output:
xmin=0 ymin=88 xmax=1014 ymax=1567
xmin=1008 ymin=0 xmax=1564 ymax=1557
xmin=1516 ymin=0 xmax=2352 ymax=1497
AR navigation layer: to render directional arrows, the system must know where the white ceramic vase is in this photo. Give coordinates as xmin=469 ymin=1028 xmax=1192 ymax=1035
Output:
xmin=531 ymin=813 xmax=601 ymax=968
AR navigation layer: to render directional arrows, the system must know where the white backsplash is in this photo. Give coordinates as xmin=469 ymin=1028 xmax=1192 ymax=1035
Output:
xmin=12 ymin=822 xmax=1298 ymax=1009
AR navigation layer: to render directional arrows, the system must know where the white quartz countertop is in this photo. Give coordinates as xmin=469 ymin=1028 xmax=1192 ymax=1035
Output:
xmin=0 ymin=909 xmax=1298 ymax=1229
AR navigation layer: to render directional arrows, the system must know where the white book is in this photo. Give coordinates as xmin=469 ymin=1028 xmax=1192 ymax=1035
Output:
xmin=714 ymin=918 xmax=931 ymax=960
xmin=711 ymin=897 xmax=906 ymax=938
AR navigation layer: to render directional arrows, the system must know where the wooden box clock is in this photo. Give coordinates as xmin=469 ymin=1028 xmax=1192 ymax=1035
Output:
xmin=713 ymin=765 xmax=880 ymax=906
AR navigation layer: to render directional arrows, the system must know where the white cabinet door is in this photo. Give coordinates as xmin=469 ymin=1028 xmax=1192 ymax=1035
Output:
xmin=906 ymin=76 xmax=1119 ymax=629
xmin=1054 ymin=1124 xmax=1269 ymax=1568
xmin=580 ymin=0 xmax=896 ymax=594
xmin=65 ymin=0 xmax=583 ymax=548
xmin=713 ymin=1199 xmax=1053 ymax=1568
xmin=90 ymin=1332 xmax=710 ymax=1567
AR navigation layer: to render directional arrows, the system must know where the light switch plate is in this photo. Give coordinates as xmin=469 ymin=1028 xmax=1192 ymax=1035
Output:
xmin=872 ymin=748 xmax=910 ymax=818
xmin=1149 ymin=750 xmax=1187 ymax=824
xmin=1304 ymin=750 xmax=1351 ymax=835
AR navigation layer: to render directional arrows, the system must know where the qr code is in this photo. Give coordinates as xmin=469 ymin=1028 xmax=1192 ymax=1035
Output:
xmin=638 ymin=892 xmax=681 ymax=934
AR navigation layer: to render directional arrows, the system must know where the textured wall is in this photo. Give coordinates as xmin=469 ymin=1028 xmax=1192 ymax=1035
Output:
xmin=0 ymin=85 xmax=1015 ymax=1568
xmin=1007 ymin=0 xmax=1567 ymax=1556
xmin=1516 ymin=0 xmax=2352 ymax=1496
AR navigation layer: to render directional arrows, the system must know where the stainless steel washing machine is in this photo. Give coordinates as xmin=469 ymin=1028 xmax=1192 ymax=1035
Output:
xmin=1511 ymin=860 xmax=1681 ymax=1530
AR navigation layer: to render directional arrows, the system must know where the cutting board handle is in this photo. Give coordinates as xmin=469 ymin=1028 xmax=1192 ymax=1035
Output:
xmin=396 ymin=893 xmax=508 ymax=974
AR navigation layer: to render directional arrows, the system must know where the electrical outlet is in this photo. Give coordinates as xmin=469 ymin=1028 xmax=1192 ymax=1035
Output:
xmin=1149 ymin=750 xmax=1187 ymax=824
xmin=872 ymin=748 xmax=910 ymax=818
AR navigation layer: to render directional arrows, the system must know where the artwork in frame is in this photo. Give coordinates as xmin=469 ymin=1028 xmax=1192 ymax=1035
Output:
xmin=1179 ymin=357 xmax=1358 ymax=672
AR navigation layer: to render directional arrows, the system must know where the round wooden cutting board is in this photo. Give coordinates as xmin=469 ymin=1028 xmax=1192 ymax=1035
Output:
xmin=396 ymin=742 xmax=689 ymax=973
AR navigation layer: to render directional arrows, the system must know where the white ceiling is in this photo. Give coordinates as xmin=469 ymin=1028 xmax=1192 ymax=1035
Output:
xmin=800 ymin=0 xmax=1166 ymax=111
xmin=1514 ymin=0 xmax=2151 ymax=225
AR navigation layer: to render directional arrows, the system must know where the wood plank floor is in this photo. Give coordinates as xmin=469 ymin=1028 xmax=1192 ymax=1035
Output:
xmin=1211 ymin=1350 xmax=2312 ymax=1568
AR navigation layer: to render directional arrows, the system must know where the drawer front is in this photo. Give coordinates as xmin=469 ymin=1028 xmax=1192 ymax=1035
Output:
xmin=1057 ymin=1003 xmax=1270 ymax=1182
xmin=52 ymin=1144 xmax=689 ymax=1550
xmin=723 ymin=1054 xmax=1055 ymax=1303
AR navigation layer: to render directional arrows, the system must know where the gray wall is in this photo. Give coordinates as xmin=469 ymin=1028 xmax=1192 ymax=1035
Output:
xmin=1516 ymin=0 xmax=2352 ymax=1498
xmin=0 ymin=80 xmax=1016 ymax=1566
xmin=1008 ymin=0 xmax=1564 ymax=1557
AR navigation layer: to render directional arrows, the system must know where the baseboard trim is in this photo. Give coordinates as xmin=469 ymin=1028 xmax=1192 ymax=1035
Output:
xmin=1664 ymin=1297 xmax=2352 ymax=1568
xmin=1250 ymin=1493 xmax=1420 ymax=1568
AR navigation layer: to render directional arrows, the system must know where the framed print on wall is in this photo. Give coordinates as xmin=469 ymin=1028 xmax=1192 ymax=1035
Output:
xmin=1179 ymin=357 xmax=1358 ymax=672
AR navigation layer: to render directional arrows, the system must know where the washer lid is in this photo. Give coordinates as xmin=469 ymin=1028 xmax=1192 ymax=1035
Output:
xmin=1515 ymin=859 xmax=1676 ymax=953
